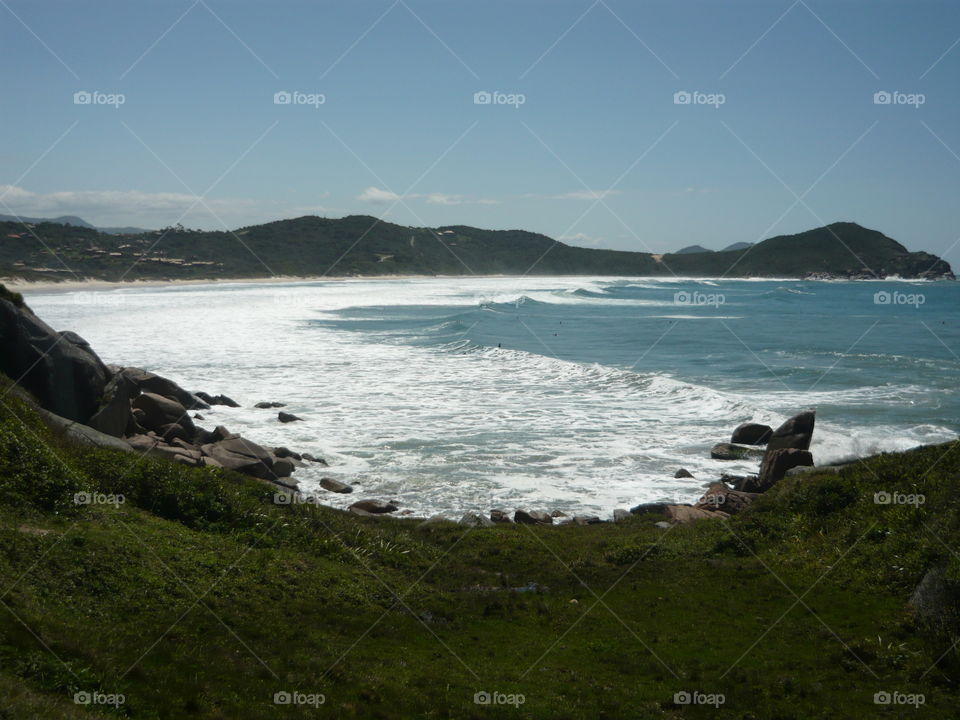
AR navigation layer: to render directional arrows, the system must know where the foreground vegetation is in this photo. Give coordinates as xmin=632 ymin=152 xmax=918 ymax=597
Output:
xmin=0 ymin=377 xmax=958 ymax=718
xmin=0 ymin=217 xmax=950 ymax=282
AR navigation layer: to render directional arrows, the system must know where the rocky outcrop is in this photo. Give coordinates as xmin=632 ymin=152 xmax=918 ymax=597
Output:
xmin=746 ymin=448 xmax=814 ymax=492
xmin=710 ymin=443 xmax=765 ymax=461
xmin=320 ymin=478 xmax=353 ymax=494
xmin=195 ymin=391 xmax=239 ymax=408
xmin=766 ymin=411 xmax=816 ymax=452
xmin=674 ymin=468 xmax=694 ymax=479
xmin=0 ymin=296 xmax=109 ymax=423
xmin=694 ymin=481 xmax=758 ymax=515
xmin=278 ymin=411 xmax=303 ymax=423
xmin=514 ymin=510 xmax=553 ymax=525
xmin=349 ymin=500 xmax=399 ymax=515
xmin=731 ymin=423 xmax=773 ymax=445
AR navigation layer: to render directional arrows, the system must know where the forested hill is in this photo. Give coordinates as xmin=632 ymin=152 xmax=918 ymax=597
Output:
xmin=0 ymin=216 xmax=952 ymax=282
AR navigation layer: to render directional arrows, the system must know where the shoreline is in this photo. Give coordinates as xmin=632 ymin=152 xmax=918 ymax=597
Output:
xmin=4 ymin=273 xmax=947 ymax=294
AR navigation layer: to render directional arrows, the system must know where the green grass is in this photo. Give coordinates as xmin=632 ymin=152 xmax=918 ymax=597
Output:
xmin=0 ymin=379 xmax=959 ymax=717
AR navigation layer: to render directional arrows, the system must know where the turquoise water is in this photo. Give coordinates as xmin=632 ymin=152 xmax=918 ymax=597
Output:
xmin=27 ymin=277 xmax=960 ymax=517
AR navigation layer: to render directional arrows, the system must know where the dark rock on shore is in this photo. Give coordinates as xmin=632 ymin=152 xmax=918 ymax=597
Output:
xmin=320 ymin=478 xmax=352 ymax=494
xmin=710 ymin=443 xmax=765 ymax=461
xmin=121 ymin=367 xmax=209 ymax=410
xmin=490 ymin=509 xmax=512 ymax=523
xmin=766 ymin=411 xmax=816 ymax=452
xmin=731 ymin=422 xmax=773 ymax=445
xmin=460 ymin=512 xmax=493 ymax=527
xmin=301 ymin=453 xmax=327 ymax=465
xmin=0 ymin=295 xmax=110 ymax=423
xmin=278 ymin=411 xmax=303 ymax=423
xmin=349 ymin=500 xmax=398 ymax=515
xmin=195 ymin=391 xmax=239 ymax=407
xmin=674 ymin=468 xmax=694 ymax=479
xmin=746 ymin=448 xmax=814 ymax=492
xmin=255 ymin=401 xmax=286 ymax=409
xmin=514 ymin=510 xmax=553 ymax=525
xmin=695 ymin=481 xmax=758 ymax=515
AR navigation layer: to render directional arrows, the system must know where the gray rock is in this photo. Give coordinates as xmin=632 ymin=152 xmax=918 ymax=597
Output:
xmin=301 ymin=453 xmax=328 ymax=465
xmin=273 ymin=446 xmax=301 ymax=460
xmin=674 ymin=468 xmax=694 ymax=479
xmin=199 ymin=436 xmax=274 ymax=479
xmin=747 ymin=448 xmax=814 ymax=492
xmin=38 ymin=408 xmax=135 ymax=454
xmin=766 ymin=410 xmax=816 ymax=452
xmin=348 ymin=500 xmax=398 ymax=515
xmin=278 ymin=411 xmax=303 ymax=423
xmin=132 ymin=392 xmax=195 ymax=435
xmin=459 ymin=512 xmax=493 ymax=527
xmin=731 ymin=422 xmax=773 ymax=445
xmin=419 ymin=514 xmax=451 ymax=527
xmin=194 ymin=391 xmax=239 ymax=408
xmin=514 ymin=510 xmax=553 ymax=525
xmin=490 ymin=509 xmax=512 ymax=523
xmin=121 ymin=367 xmax=209 ymax=410
xmin=0 ymin=298 xmax=110 ymax=423
xmin=255 ymin=401 xmax=286 ymax=409
xmin=572 ymin=515 xmax=602 ymax=525
xmin=694 ymin=481 xmax=759 ymax=515
xmin=87 ymin=371 xmax=136 ymax=438
xmin=710 ymin=443 xmax=765 ymax=461
xmin=272 ymin=457 xmax=296 ymax=478
xmin=613 ymin=508 xmax=631 ymax=523
xmin=629 ymin=502 xmax=671 ymax=516
xmin=320 ymin=477 xmax=353 ymax=494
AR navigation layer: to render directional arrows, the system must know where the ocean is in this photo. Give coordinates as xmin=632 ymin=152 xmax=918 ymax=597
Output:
xmin=25 ymin=276 xmax=960 ymax=518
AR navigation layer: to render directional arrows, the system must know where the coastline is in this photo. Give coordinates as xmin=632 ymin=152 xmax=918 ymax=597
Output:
xmin=4 ymin=273 xmax=945 ymax=294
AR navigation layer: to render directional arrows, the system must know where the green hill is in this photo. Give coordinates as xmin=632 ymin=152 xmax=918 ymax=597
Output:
xmin=0 ymin=217 xmax=952 ymax=282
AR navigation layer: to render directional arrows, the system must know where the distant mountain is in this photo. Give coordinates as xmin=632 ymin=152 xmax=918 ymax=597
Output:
xmin=0 ymin=214 xmax=149 ymax=235
xmin=0 ymin=217 xmax=952 ymax=282
xmin=722 ymin=241 xmax=754 ymax=252
xmin=675 ymin=244 xmax=712 ymax=254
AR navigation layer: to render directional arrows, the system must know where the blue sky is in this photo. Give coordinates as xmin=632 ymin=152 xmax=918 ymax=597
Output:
xmin=1 ymin=0 xmax=959 ymax=258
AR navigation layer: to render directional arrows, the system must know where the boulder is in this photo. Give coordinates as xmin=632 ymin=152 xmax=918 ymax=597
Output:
xmin=665 ymin=505 xmax=727 ymax=524
xmin=301 ymin=453 xmax=328 ymax=465
xmin=320 ymin=477 xmax=353 ymax=494
xmin=514 ymin=510 xmax=553 ymax=525
xmin=612 ymin=509 xmax=631 ymax=523
xmin=278 ymin=411 xmax=303 ymax=423
xmin=255 ymin=401 xmax=286 ymax=409
xmin=731 ymin=422 xmax=773 ymax=445
xmin=200 ymin=436 xmax=274 ymax=479
xmin=271 ymin=457 xmax=296 ymax=478
xmin=694 ymin=481 xmax=759 ymax=515
xmin=490 ymin=509 xmax=512 ymax=523
xmin=747 ymin=448 xmax=814 ymax=492
xmin=87 ymin=371 xmax=136 ymax=438
xmin=674 ymin=468 xmax=694 ymax=479
xmin=37 ymin=408 xmax=135 ymax=454
xmin=572 ymin=515 xmax=602 ymax=525
xmin=710 ymin=443 xmax=765 ymax=461
xmin=766 ymin=411 xmax=816 ymax=452
xmin=273 ymin=446 xmax=301 ymax=460
xmin=212 ymin=425 xmax=236 ymax=441
xmin=194 ymin=391 xmax=239 ymax=407
xmin=132 ymin=392 xmax=195 ymax=435
xmin=909 ymin=566 xmax=960 ymax=630
xmin=348 ymin=500 xmax=398 ymax=515
xmin=460 ymin=512 xmax=493 ymax=527
xmin=629 ymin=502 xmax=672 ymax=516
xmin=0 ymin=297 xmax=110 ymax=423
xmin=121 ymin=367 xmax=209 ymax=410
xmin=159 ymin=422 xmax=191 ymax=444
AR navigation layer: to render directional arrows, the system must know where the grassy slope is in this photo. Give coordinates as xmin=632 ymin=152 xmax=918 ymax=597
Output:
xmin=0 ymin=379 xmax=959 ymax=718
xmin=0 ymin=219 xmax=948 ymax=282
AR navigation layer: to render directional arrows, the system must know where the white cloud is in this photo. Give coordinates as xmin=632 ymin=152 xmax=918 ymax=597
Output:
xmin=0 ymin=185 xmax=338 ymax=229
xmin=356 ymin=186 xmax=401 ymax=204
xmin=521 ymin=190 xmax=623 ymax=201
xmin=357 ymin=187 xmax=499 ymax=206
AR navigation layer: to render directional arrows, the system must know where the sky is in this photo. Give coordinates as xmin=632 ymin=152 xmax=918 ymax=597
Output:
xmin=1 ymin=0 xmax=959 ymax=259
